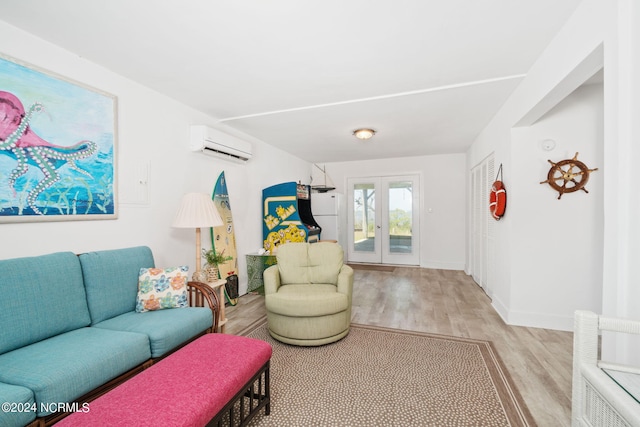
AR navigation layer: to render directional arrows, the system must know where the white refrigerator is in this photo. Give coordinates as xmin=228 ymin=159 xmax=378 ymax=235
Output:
xmin=312 ymin=192 xmax=346 ymax=256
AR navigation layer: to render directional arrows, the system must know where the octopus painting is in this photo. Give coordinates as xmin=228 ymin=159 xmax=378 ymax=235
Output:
xmin=0 ymin=90 xmax=98 ymax=215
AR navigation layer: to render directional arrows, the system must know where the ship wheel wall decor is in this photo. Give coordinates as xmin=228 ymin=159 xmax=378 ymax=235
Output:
xmin=540 ymin=152 xmax=598 ymax=199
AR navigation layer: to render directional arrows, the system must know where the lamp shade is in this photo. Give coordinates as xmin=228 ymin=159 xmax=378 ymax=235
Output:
xmin=172 ymin=193 xmax=223 ymax=228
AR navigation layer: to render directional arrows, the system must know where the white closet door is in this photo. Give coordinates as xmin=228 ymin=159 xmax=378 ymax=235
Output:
xmin=470 ymin=154 xmax=495 ymax=296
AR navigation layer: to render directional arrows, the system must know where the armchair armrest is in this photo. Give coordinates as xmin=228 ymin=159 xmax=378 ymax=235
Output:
xmin=337 ymin=265 xmax=354 ymax=300
xmin=187 ymin=281 xmax=220 ymax=333
xmin=263 ymin=265 xmax=281 ymax=295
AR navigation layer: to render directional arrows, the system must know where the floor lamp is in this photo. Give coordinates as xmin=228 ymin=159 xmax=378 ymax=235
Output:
xmin=172 ymin=192 xmax=223 ymax=281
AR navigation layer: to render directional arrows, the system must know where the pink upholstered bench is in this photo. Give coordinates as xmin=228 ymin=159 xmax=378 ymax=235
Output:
xmin=57 ymin=333 xmax=272 ymax=427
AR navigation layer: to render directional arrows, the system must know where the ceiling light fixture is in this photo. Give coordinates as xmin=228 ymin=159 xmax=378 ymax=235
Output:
xmin=353 ymin=128 xmax=376 ymax=140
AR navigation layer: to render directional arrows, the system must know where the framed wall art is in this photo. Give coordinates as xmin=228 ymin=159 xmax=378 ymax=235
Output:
xmin=0 ymin=53 xmax=117 ymax=223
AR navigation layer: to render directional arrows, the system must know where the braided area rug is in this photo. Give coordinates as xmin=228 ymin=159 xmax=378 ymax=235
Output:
xmin=239 ymin=318 xmax=536 ymax=427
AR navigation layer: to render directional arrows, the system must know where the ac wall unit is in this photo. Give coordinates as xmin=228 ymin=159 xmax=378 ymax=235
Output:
xmin=190 ymin=125 xmax=253 ymax=163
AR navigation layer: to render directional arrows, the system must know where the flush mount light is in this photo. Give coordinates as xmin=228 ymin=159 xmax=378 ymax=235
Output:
xmin=353 ymin=128 xmax=376 ymax=140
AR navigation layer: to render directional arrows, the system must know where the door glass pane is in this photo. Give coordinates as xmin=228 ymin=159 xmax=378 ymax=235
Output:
xmin=353 ymin=183 xmax=376 ymax=253
xmin=388 ymin=181 xmax=412 ymax=253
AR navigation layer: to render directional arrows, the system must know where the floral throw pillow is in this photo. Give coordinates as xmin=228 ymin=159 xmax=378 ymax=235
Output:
xmin=136 ymin=266 xmax=189 ymax=312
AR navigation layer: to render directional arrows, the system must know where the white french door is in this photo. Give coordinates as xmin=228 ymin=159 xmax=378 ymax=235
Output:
xmin=347 ymin=175 xmax=420 ymax=265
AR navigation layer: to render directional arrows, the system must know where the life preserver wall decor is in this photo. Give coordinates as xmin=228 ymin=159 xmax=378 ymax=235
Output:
xmin=540 ymin=152 xmax=598 ymax=200
xmin=489 ymin=164 xmax=507 ymax=221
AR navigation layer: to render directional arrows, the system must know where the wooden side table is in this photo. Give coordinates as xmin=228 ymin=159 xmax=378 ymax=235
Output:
xmin=207 ymin=279 xmax=227 ymax=333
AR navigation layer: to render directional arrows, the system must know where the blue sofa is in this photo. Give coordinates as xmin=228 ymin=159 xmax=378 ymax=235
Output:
xmin=0 ymin=246 xmax=219 ymax=427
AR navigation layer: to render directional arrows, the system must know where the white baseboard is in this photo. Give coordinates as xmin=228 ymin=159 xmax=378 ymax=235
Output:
xmin=490 ymin=296 xmax=573 ymax=331
xmin=421 ymin=260 xmax=466 ymax=270
xmin=491 ymin=296 xmax=509 ymax=323
xmin=506 ymin=310 xmax=574 ymax=332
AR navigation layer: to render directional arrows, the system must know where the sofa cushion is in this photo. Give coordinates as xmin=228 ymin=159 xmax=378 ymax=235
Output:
xmin=136 ymin=266 xmax=189 ymax=312
xmin=0 ymin=382 xmax=36 ymax=427
xmin=93 ymin=308 xmax=213 ymax=358
xmin=265 ymin=284 xmax=349 ymax=317
xmin=0 ymin=328 xmax=150 ymax=417
xmin=79 ymin=246 xmax=155 ymax=324
xmin=277 ymin=242 xmax=343 ymax=285
xmin=0 ymin=252 xmax=91 ymax=355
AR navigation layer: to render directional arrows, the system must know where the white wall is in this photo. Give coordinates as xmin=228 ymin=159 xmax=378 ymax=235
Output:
xmin=600 ymin=0 xmax=640 ymax=364
xmin=325 ymin=153 xmax=466 ymax=270
xmin=467 ymin=0 xmax=610 ymax=329
xmin=467 ymin=0 xmax=608 ymax=331
xmin=0 ymin=21 xmax=310 ymax=296
xmin=465 ymin=0 xmax=607 ymax=329
xmin=509 ymin=83 xmax=604 ymax=330
xmin=467 ymin=0 xmax=640 ymax=364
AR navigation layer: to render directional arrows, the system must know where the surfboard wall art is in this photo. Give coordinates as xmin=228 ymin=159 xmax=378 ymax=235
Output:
xmin=210 ymin=171 xmax=239 ymax=304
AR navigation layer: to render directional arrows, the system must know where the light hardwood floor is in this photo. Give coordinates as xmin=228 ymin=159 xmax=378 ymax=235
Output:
xmin=224 ymin=265 xmax=573 ymax=426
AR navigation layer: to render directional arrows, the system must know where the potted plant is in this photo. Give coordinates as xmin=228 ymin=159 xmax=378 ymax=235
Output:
xmin=201 ymin=248 xmax=233 ymax=282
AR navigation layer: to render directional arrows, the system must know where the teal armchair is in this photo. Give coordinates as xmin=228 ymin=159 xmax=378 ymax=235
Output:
xmin=263 ymin=242 xmax=354 ymax=346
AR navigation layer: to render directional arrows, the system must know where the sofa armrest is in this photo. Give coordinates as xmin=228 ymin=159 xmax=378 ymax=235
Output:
xmin=337 ymin=265 xmax=354 ymax=299
xmin=263 ymin=265 xmax=281 ymax=295
xmin=187 ymin=281 xmax=220 ymax=333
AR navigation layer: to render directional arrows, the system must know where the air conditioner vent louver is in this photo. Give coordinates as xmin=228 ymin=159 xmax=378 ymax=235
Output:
xmin=190 ymin=125 xmax=252 ymax=164
xmin=202 ymin=145 xmax=250 ymax=162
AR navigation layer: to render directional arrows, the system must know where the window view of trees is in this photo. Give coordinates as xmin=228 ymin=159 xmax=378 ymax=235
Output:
xmin=389 ymin=208 xmax=411 ymax=236
xmin=353 ymin=185 xmax=375 ymax=243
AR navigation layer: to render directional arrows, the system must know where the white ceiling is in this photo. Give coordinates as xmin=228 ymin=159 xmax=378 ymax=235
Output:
xmin=0 ymin=1 xmax=582 ymax=163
